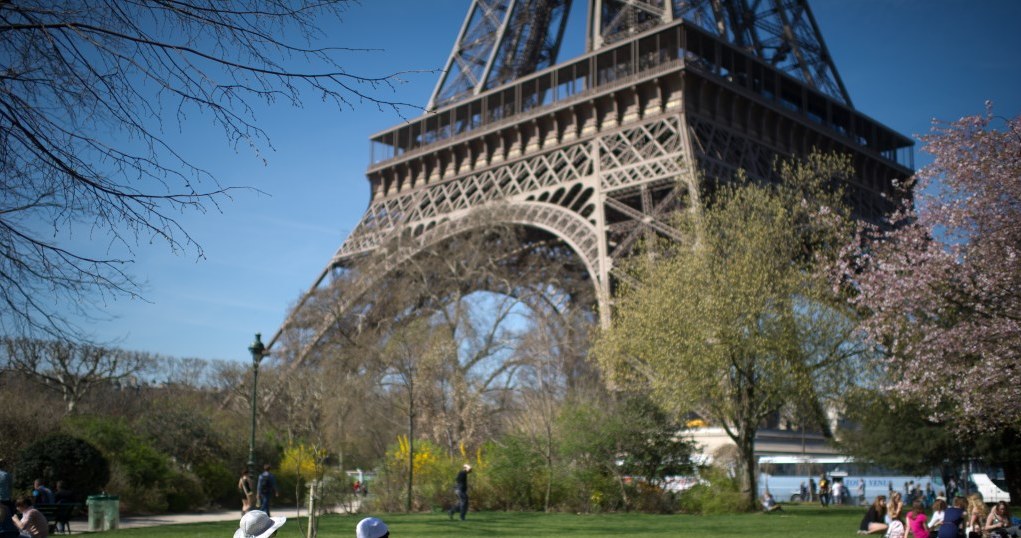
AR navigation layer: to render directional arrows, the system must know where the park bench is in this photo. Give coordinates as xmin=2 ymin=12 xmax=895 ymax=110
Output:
xmin=34 ymin=503 xmax=82 ymax=534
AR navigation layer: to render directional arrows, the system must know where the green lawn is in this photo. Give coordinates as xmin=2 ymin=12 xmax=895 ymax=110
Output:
xmin=102 ymin=504 xmax=865 ymax=538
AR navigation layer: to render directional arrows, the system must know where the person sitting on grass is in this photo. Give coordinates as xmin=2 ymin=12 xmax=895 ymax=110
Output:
xmin=936 ymin=496 xmax=968 ymax=538
xmin=928 ymin=497 xmax=947 ymax=534
xmin=887 ymin=515 xmax=906 ymax=538
xmin=906 ymin=499 xmax=929 ymax=538
xmin=761 ymin=491 xmax=782 ymax=512
xmin=11 ymin=496 xmax=47 ymax=538
xmin=985 ymin=501 xmax=1019 ymax=538
xmin=858 ymin=495 xmax=888 ymax=535
xmin=887 ymin=491 xmax=904 ymax=524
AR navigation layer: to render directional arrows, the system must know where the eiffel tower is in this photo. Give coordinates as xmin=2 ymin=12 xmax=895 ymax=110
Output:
xmin=269 ymin=0 xmax=913 ymax=359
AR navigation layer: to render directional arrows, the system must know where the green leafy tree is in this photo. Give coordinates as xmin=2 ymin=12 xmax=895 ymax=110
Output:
xmin=839 ymin=387 xmax=1021 ymax=501
xmin=595 ymin=153 xmax=867 ymax=510
xmin=557 ymin=394 xmax=695 ymax=512
xmin=614 ymin=396 xmax=696 ymax=489
xmin=838 ymin=388 xmax=965 ymax=481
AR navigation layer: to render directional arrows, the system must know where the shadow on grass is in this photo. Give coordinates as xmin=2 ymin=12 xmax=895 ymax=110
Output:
xmin=102 ymin=504 xmax=865 ymax=538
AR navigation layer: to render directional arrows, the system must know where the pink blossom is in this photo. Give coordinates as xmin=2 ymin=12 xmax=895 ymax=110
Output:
xmin=840 ymin=108 xmax=1021 ymax=432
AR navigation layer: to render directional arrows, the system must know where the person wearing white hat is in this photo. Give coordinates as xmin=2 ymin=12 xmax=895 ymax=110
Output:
xmin=448 ymin=464 xmax=472 ymax=521
xmin=234 ymin=510 xmax=286 ymax=538
xmin=355 ymin=517 xmax=389 ymax=538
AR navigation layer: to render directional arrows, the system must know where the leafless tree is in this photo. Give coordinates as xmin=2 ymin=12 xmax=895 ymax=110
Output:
xmin=282 ymin=224 xmax=599 ymax=456
xmin=0 ymin=1 xmax=420 ymax=340
xmin=0 ymin=336 xmax=154 ymax=412
xmin=511 ymin=299 xmax=597 ymax=511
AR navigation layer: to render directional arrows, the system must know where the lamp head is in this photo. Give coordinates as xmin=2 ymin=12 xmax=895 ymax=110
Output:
xmin=248 ymin=333 xmax=267 ymax=363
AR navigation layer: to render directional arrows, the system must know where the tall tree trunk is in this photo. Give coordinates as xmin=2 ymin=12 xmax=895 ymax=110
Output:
xmin=738 ymin=431 xmax=758 ymax=512
xmin=997 ymin=429 xmax=1021 ymax=505
xmin=406 ymin=388 xmax=415 ymax=513
xmin=544 ymin=426 xmax=552 ymax=513
xmin=1002 ymin=460 xmax=1021 ymax=508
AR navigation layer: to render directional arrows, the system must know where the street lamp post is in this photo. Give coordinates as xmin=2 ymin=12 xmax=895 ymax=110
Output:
xmin=247 ymin=333 xmax=267 ymax=478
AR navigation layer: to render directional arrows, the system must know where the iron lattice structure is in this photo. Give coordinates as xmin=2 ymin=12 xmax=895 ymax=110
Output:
xmin=270 ymin=0 xmax=913 ymax=360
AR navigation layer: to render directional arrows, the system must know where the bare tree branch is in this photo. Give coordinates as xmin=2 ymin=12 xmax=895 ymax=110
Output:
xmin=0 ymin=1 xmax=427 ymax=340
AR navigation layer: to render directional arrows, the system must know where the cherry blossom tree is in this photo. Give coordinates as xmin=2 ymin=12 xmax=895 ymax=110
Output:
xmin=843 ymin=105 xmax=1021 ymax=431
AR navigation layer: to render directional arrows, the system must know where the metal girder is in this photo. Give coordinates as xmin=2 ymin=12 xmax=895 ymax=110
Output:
xmin=433 ymin=0 xmax=849 ymax=107
xmin=669 ymin=0 xmax=853 ymax=104
xmin=428 ymin=0 xmax=572 ymax=110
xmin=589 ymin=0 xmax=673 ymax=50
xmin=273 ymin=5 xmax=912 ymax=363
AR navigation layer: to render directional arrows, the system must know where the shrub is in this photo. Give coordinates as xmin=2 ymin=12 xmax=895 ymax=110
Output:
xmin=62 ymin=415 xmax=209 ymax=513
xmin=679 ymin=466 xmax=746 ymax=514
xmin=13 ymin=434 xmax=109 ymax=497
xmin=194 ymin=461 xmax=236 ymax=508
xmin=164 ymin=471 xmax=206 ymax=513
xmin=316 ymin=469 xmax=357 ymax=514
xmin=477 ymin=436 xmax=545 ymax=510
xmin=105 ymin=465 xmax=166 ymax=513
xmin=369 ymin=436 xmax=461 ymax=512
xmin=631 ymin=481 xmax=680 ymax=514
xmin=66 ymin=416 xmax=169 ymax=486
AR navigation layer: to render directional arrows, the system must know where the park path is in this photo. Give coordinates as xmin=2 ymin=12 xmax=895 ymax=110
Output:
xmin=66 ymin=502 xmax=361 ymax=531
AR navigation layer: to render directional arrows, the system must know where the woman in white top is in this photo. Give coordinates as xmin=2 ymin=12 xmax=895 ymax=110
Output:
xmin=929 ymin=498 xmax=947 ymax=532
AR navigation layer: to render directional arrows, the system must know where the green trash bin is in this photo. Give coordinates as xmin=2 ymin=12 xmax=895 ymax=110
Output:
xmin=86 ymin=495 xmax=120 ymax=531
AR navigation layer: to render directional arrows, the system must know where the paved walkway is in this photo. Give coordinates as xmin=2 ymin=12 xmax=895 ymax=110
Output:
xmin=118 ymin=506 xmax=307 ymax=529
xmin=68 ymin=504 xmax=359 ymax=531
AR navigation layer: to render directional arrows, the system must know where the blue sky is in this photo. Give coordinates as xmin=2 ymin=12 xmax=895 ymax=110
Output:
xmin=67 ymin=0 xmax=1021 ymax=363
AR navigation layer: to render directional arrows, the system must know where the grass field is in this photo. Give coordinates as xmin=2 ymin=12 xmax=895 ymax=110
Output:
xmin=107 ymin=504 xmax=866 ymax=537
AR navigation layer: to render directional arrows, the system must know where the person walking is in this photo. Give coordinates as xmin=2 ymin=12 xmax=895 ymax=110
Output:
xmin=238 ymin=469 xmax=256 ymax=515
xmin=448 ymin=464 xmax=472 ymax=521
xmin=256 ymin=465 xmax=278 ymax=517
xmin=818 ymin=474 xmax=831 ymax=507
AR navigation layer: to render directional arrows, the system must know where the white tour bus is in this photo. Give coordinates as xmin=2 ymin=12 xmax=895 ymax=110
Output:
xmin=758 ymin=455 xmax=945 ymax=504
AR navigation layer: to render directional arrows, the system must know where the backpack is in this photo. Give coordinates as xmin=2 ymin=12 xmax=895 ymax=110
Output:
xmin=259 ymin=473 xmax=275 ymax=496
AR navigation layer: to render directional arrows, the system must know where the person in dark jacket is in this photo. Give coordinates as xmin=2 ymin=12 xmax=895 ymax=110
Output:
xmin=937 ymin=496 xmax=967 ymax=538
xmin=52 ymin=482 xmax=75 ymax=533
xmin=256 ymin=465 xmax=278 ymax=517
xmin=448 ymin=465 xmax=472 ymax=521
